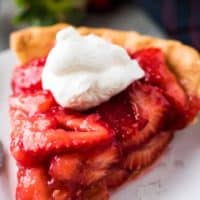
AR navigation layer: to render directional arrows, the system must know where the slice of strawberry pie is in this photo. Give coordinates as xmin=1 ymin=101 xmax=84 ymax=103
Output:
xmin=9 ymin=24 xmax=200 ymax=200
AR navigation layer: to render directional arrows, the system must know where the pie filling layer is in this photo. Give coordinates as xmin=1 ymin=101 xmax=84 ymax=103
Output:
xmin=10 ymin=48 xmax=200 ymax=200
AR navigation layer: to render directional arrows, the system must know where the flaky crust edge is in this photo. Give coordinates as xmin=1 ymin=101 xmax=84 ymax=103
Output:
xmin=10 ymin=23 xmax=200 ymax=97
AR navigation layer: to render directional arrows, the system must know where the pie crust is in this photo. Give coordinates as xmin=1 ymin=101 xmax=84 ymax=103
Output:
xmin=10 ymin=23 xmax=200 ymax=98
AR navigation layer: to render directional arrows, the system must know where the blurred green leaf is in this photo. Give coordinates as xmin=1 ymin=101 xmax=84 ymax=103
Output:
xmin=15 ymin=0 xmax=28 ymax=7
xmin=13 ymin=0 xmax=87 ymax=26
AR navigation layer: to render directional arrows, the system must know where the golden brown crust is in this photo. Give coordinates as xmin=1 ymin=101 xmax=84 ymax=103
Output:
xmin=10 ymin=23 xmax=200 ymax=97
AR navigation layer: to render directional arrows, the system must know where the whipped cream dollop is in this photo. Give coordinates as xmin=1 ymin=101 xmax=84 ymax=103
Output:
xmin=42 ymin=27 xmax=144 ymax=110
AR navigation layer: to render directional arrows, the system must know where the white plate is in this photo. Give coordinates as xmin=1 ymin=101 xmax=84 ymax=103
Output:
xmin=1 ymin=50 xmax=200 ymax=200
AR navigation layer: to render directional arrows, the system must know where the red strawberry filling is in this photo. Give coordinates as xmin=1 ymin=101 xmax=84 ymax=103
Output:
xmin=10 ymin=48 xmax=200 ymax=200
xmin=12 ymin=57 xmax=46 ymax=94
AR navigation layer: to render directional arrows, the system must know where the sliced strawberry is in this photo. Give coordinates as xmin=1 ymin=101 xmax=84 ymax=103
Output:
xmin=95 ymin=90 xmax=143 ymax=144
xmin=130 ymin=48 xmax=186 ymax=109
xmin=9 ymin=110 xmax=33 ymax=165
xmin=9 ymin=109 xmax=27 ymax=134
xmin=10 ymin=111 xmax=58 ymax=165
xmin=30 ymin=113 xmax=58 ymax=131
xmin=130 ymin=48 xmax=197 ymax=129
xmin=52 ymin=189 xmax=72 ymax=200
xmin=105 ymin=168 xmax=129 ymax=189
xmin=9 ymin=90 xmax=55 ymax=115
xmin=54 ymin=111 xmax=113 ymax=149
xmin=129 ymin=48 xmax=200 ymax=129
xmin=82 ymin=183 xmax=109 ymax=200
xmin=96 ymin=82 xmax=169 ymax=149
xmin=16 ymin=167 xmax=50 ymax=200
xmin=12 ymin=57 xmax=46 ymax=94
xmin=49 ymin=154 xmax=82 ymax=183
xmin=11 ymin=111 xmax=113 ymax=165
xmin=124 ymin=131 xmax=173 ymax=171
xmin=10 ymin=109 xmax=57 ymax=133
xmin=85 ymin=145 xmax=119 ymax=169
xmin=123 ymin=82 xmax=169 ymax=149
xmin=82 ymin=169 xmax=107 ymax=186
xmin=48 ymin=178 xmax=80 ymax=200
xmin=81 ymin=146 xmax=119 ymax=186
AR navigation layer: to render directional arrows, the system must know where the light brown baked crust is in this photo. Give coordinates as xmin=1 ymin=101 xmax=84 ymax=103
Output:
xmin=10 ymin=23 xmax=200 ymax=97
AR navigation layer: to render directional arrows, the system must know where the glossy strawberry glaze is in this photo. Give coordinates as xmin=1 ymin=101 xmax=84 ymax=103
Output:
xmin=10 ymin=48 xmax=200 ymax=200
